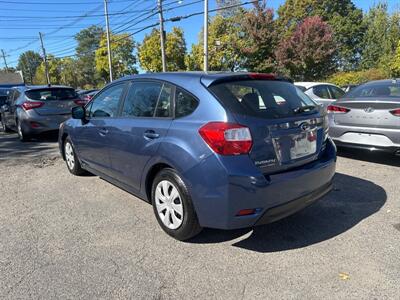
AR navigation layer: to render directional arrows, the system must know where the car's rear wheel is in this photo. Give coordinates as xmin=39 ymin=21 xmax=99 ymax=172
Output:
xmin=64 ymin=137 xmax=86 ymax=176
xmin=17 ymin=119 xmax=30 ymax=142
xmin=151 ymin=168 xmax=202 ymax=241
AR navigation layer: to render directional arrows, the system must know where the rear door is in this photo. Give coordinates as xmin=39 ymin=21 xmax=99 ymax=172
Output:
xmin=209 ymin=80 xmax=326 ymax=174
xmin=4 ymin=89 xmax=20 ymax=128
xmin=25 ymin=87 xmax=80 ymax=116
xmin=107 ymin=80 xmax=174 ymax=191
xmin=73 ymin=83 xmax=127 ymax=175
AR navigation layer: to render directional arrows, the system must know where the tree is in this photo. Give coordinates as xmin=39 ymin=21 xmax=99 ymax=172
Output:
xmin=138 ymin=27 xmax=186 ymax=72
xmin=34 ymin=55 xmax=62 ymax=85
xmin=275 ymin=16 xmax=336 ymax=80
xmin=189 ymin=13 xmax=245 ymax=71
xmin=216 ymin=0 xmax=241 ymax=18
xmin=75 ymin=26 xmax=104 ymax=87
xmin=240 ymin=1 xmax=277 ymax=72
xmin=391 ymin=41 xmax=400 ymax=77
xmin=276 ymin=0 xmax=365 ymax=70
xmin=17 ymin=51 xmax=42 ymax=84
xmin=361 ymin=3 xmax=400 ymax=71
xmin=95 ymin=32 xmax=137 ymax=82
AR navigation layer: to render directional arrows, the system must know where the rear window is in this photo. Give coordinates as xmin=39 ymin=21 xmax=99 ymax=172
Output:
xmin=209 ymin=80 xmax=316 ymax=119
xmin=25 ymin=88 xmax=78 ymax=101
xmin=346 ymin=82 xmax=400 ymax=98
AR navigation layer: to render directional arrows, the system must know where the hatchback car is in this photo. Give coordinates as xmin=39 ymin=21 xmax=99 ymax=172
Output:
xmin=295 ymin=82 xmax=345 ymax=108
xmin=0 ymin=85 xmax=84 ymax=140
xmin=59 ymin=72 xmax=336 ymax=240
xmin=328 ymin=79 xmax=400 ymax=154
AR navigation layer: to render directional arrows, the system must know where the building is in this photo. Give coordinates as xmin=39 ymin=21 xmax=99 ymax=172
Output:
xmin=0 ymin=71 xmax=25 ymax=88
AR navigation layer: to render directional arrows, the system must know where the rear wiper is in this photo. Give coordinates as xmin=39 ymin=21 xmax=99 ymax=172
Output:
xmin=293 ymin=105 xmax=316 ymax=114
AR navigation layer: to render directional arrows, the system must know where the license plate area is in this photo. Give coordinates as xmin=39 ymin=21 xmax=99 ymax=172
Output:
xmin=272 ymin=129 xmax=318 ymax=162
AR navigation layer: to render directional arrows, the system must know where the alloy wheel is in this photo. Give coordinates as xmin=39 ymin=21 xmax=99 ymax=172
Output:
xmin=154 ymin=180 xmax=184 ymax=230
xmin=65 ymin=142 xmax=75 ymax=170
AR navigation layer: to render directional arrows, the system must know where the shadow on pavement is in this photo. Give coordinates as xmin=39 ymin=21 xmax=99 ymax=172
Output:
xmin=337 ymin=147 xmax=400 ymax=167
xmin=190 ymin=173 xmax=386 ymax=252
xmin=0 ymin=131 xmax=59 ymax=161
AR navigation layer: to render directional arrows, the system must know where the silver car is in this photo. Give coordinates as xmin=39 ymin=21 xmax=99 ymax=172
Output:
xmin=0 ymin=85 xmax=84 ymax=141
xmin=295 ymin=82 xmax=345 ymax=108
xmin=328 ymin=79 xmax=400 ymax=155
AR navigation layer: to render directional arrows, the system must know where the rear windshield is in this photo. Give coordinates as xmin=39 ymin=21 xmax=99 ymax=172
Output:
xmin=25 ymin=88 xmax=78 ymax=101
xmin=209 ymin=80 xmax=317 ymax=119
xmin=346 ymin=82 xmax=400 ymax=98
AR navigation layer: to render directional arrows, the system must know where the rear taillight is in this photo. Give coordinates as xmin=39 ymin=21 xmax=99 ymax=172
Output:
xmin=74 ymin=99 xmax=88 ymax=106
xmin=390 ymin=108 xmax=400 ymax=116
xmin=22 ymin=101 xmax=44 ymax=111
xmin=327 ymin=105 xmax=350 ymax=114
xmin=198 ymin=122 xmax=252 ymax=155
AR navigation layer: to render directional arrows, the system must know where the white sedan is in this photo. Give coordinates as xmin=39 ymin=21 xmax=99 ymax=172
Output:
xmin=295 ymin=82 xmax=345 ymax=107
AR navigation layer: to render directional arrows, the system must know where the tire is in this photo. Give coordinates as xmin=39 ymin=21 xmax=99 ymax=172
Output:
xmin=64 ymin=137 xmax=86 ymax=176
xmin=17 ymin=119 xmax=30 ymax=142
xmin=1 ymin=117 xmax=11 ymax=132
xmin=151 ymin=168 xmax=202 ymax=241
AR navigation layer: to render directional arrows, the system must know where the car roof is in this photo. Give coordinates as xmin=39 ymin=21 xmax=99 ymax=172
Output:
xmin=116 ymin=72 xmax=291 ymax=87
xmin=24 ymin=85 xmax=73 ymax=90
xmin=359 ymin=79 xmax=400 ymax=86
xmin=295 ymin=82 xmax=339 ymax=89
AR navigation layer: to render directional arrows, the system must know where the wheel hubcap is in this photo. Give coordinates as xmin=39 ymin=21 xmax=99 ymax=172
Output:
xmin=65 ymin=142 xmax=75 ymax=170
xmin=155 ymin=180 xmax=183 ymax=230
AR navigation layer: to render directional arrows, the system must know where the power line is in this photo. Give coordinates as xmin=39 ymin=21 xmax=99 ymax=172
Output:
xmin=0 ymin=0 xmax=135 ymax=4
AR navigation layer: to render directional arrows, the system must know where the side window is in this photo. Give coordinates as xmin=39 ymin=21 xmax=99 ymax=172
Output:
xmin=155 ymin=84 xmax=173 ymax=118
xmin=13 ymin=91 xmax=21 ymax=103
xmin=313 ymin=85 xmax=331 ymax=99
xmin=175 ymin=88 xmax=198 ymax=118
xmin=328 ymin=86 xmax=345 ymax=99
xmin=122 ymin=81 xmax=162 ymax=117
xmin=88 ymin=83 xmax=125 ymax=118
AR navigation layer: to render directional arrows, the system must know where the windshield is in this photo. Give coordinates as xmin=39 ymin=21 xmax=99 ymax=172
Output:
xmin=209 ymin=80 xmax=317 ymax=119
xmin=25 ymin=88 xmax=78 ymax=101
xmin=346 ymin=82 xmax=400 ymax=99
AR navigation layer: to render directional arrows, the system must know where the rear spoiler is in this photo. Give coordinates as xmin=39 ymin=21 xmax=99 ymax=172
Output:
xmin=200 ymin=73 xmax=293 ymax=87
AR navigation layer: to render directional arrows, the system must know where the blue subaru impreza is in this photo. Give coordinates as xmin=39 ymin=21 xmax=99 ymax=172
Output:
xmin=59 ymin=72 xmax=336 ymax=240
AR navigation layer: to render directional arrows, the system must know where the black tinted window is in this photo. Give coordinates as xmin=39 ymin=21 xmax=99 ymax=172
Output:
xmin=175 ymin=88 xmax=198 ymax=118
xmin=155 ymin=84 xmax=173 ymax=118
xmin=346 ymin=82 xmax=400 ymax=98
xmin=328 ymin=86 xmax=345 ymax=99
xmin=312 ymin=85 xmax=331 ymax=99
xmin=209 ymin=80 xmax=315 ymax=119
xmin=122 ymin=82 xmax=162 ymax=117
xmin=89 ymin=84 xmax=125 ymax=118
xmin=25 ymin=88 xmax=78 ymax=100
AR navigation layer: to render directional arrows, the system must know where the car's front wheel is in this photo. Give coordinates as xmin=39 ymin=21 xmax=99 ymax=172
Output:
xmin=64 ymin=137 xmax=86 ymax=175
xmin=151 ymin=168 xmax=202 ymax=241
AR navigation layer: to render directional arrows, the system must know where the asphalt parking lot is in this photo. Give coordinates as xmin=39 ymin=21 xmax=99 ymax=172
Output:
xmin=0 ymin=131 xmax=399 ymax=299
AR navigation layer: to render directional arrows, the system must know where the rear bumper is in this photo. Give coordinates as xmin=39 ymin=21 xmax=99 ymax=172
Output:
xmin=19 ymin=111 xmax=71 ymax=135
xmin=189 ymin=138 xmax=337 ymax=230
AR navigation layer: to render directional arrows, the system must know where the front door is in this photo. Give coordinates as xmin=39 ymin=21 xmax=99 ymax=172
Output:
xmin=107 ymin=81 xmax=174 ymax=191
xmin=73 ymin=83 xmax=127 ymax=175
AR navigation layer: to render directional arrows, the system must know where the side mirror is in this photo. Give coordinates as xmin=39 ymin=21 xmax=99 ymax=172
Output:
xmin=72 ymin=106 xmax=85 ymax=120
xmin=1 ymin=104 xmax=9 ymax=112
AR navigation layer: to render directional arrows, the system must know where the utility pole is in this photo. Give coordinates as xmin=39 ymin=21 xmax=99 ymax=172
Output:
xmin=104 ymin=0 xmax=113 ymax=82
xmin=39 ymin=32 xmax=51 ymax=86
xmin=203 ymin=0 xmax=208 ymax=72
xmin=1 ymin=49 xmax=9 ymax=72
xmin=158 ymin=0 xmax=167 ymax=72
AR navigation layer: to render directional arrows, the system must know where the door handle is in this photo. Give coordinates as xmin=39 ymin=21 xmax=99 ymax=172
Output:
xmin=99 ymin=128 xmax=108 ymax=136
xmin=143 ymin=130 xmax=160 ymax=139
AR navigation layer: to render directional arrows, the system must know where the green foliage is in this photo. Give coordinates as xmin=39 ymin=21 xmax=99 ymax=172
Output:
xmin=390 ymin=41 xmax=400 ymax=77
xmin=189 ymin=13 xmax=246 ymax=71
xmin=95 ymin=32 xmax=137 ymax=82
xmin=138 ymin=27 xmax=186 ymax=72
xmin=34 ymin=55 xmax=62 ymax=85
xmin=361 ymin=3 xmax=400 ymax=72
xmin=17 ymin=51 xmax=42 ymax=84
xmin=276 ymin=0 xmax=365 ymax=70
xmin=327 ymin=68 xmax=389 ymax=86
xmin=75 ymin=25 xmax=104 ymax=87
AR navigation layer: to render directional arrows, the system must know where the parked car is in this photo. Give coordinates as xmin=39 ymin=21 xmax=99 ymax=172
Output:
xmin=0 ymin=88 xmax=11 ymax=126
xmin=295 ymin=82 xmax=345 ymax=107
xmin=59 ymin=72 xmax=336 ymax=240
xmin=328 ymin=79 xmax=400 ymax=155
xmin=0 ymin=85 xmax=83 ymax=141
xmin=341 ymin=84 xmax=358 ymax=93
